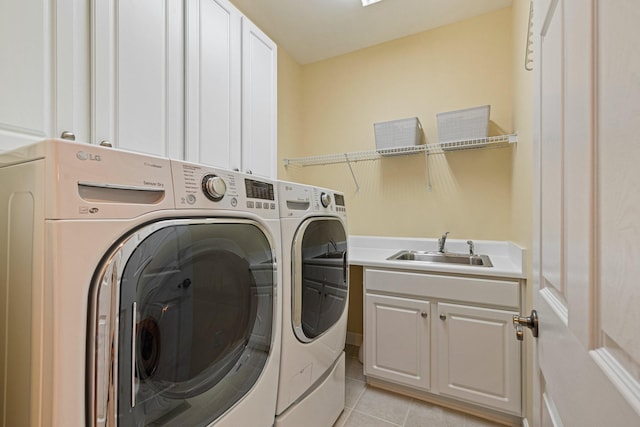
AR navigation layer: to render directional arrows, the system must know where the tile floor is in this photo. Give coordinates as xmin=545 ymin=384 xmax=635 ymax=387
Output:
xmin=334 ymin=345 xmax=504 ymax=427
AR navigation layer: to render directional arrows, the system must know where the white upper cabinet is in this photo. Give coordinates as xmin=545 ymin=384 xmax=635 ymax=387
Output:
xmin=185 ymin=0 xmax=242 ymax=170
xmin=0 ymin=0 xmax=276 ymax=174
xmin=241 ymin=17 xmax=277 ymax=178
xmin=92 ymin=0 xmax=184 ymax=158
xmin=0 ymin=0 xmax=90 ymax=152
xmin=186 ymin=0 xmax=277 ymax=178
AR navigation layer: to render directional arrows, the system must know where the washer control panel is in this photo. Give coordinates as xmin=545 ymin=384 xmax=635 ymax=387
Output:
xmin=171 ymin=160 xmax=278 ymax=219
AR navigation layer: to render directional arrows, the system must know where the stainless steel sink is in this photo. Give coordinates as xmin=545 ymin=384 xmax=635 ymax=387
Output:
xmin=313 ymin=251 xmax=345 ymax=259
xmin=386 ymin=250 xmax=493 ymax=267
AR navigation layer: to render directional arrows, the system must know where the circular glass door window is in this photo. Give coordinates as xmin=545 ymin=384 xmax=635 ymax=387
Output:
xmin=114 ymin=221 xmax=275 ymax=426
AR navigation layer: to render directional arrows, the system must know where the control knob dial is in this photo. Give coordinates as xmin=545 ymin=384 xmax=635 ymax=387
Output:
xmin=202 ymin=174 xmax=227 ymax=201
xmin=320 ymin=192 xmax=331 ymax=208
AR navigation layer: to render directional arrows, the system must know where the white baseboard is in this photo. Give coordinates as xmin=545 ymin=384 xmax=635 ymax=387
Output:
xmin=346 ymin=332 xmax=363 ymax=347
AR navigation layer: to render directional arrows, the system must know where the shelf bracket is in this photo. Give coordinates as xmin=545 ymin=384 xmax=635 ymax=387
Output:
xmin=344 ymin=153 xmax=361 ymax=193
xmin=425 ymin=150 xmax=432 ymax=192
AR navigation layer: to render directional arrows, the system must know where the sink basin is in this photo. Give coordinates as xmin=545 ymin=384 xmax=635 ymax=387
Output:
xmin=313 ymin=251 xmax=345 ymax=259
xmin=386 ymin=250 xmax=493 ymax=267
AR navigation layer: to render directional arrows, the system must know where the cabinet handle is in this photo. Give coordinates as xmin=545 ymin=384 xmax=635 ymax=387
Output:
xmin=440 ymin=314 xmax=447 ymax=321
xmin=421 ymin=311 xmax=428 ymax=318
xmin=60 ymin=131 xmax=76 ymax=141
xmin=99 ymin=140 xmax=113 ymax=147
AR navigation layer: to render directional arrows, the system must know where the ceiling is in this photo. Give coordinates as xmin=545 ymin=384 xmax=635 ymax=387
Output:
xmin=230 ymin=0 xmax=513 ymax=64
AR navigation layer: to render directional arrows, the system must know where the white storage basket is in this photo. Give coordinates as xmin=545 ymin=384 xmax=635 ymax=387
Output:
xmin=436 ymin=105 xmax=490 ymax=143
xmin=374 ymin=117 xmax=422 ymax=155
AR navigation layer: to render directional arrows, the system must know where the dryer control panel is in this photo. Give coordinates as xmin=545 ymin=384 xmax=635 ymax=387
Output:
xmin=171 ymin=160 xmax=279 ymax=219
xmin=278 ymin=180 xmax=347 ymax=219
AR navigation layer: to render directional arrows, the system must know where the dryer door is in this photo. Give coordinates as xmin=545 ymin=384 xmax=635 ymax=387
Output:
xmin=292 ymin=217 xmax=348 ymax=343
xmin=89 ymin=219 xmax=276 ymax=427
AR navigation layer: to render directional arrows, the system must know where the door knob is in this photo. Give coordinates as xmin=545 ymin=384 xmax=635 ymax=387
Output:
xmin=513 ymin=310 xmax=539 ymax=340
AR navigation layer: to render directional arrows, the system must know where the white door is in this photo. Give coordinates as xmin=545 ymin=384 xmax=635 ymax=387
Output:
xmin=92 ymin=0 xmax=183 ymax=157
xmin=533 ymin=0 xmax=640 ymax=425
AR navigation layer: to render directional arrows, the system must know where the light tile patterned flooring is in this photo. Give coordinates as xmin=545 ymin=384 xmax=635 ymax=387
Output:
xmin=335 ymin=345 xmax=503 ymax=427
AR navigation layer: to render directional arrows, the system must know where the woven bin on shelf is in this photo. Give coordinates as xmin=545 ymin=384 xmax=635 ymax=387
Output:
xmin=436 ymin=105 xmax=490 ymax=144
xmin=374 ymin=117 xmax=422 ymax=156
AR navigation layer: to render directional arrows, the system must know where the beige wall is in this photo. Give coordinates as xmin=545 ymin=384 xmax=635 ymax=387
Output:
xmin=277 ymin=48 xmax=304 ymax=180
xmin=509 ymin=1 xmax=534 ymax=424
xmin=280 ymin=7 xmax=514 ymax=241
xmin=277 ymin=6 xmax=535 ymax=421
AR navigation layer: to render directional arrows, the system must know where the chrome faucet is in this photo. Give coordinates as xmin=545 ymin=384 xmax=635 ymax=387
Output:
xmin=467 ymin=240 xmax=475 ymax=256
xmin=438 ymin=232 xmax=449 ymax=253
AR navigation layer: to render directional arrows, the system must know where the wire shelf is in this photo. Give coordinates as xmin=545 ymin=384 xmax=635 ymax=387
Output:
xmin=282 ymin=134 xmax=517 ymax=167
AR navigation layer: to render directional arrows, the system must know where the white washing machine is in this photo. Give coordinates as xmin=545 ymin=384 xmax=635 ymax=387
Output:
xmin=275 ymin=181 xmax=349 ymax=427
xmin=0 ymin=139 xmax=282 ymax=426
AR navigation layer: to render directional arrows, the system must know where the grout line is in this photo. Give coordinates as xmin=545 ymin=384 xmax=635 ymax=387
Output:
xmin=349 ymin=380 xmax=367 ymax=409
xmin=400 ymin=398 xmax=415 ymax=427
xmin=348 ymin=408 xmax=403 ymax=427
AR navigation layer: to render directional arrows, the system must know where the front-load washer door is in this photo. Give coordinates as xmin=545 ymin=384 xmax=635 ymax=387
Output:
xmin=88 ymin=219 xmax=276 ymax=427
xmin=292 ymin=218 xmax=348 ymax=343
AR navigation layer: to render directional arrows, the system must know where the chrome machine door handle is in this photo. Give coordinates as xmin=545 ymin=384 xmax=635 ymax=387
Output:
xmin=513 ymin=309 xmax=539 ymax=341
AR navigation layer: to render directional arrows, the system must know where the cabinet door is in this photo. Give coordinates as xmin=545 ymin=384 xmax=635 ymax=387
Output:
xmin=93 ymin=0 xmax=183 ymax=157
xmin=436 ymin=303 xmax=521 ymax=415
xmin=0 ymin=0 xmax=89 ymax=152
xmin=185 ymin=0 xmax=241 ymax=169
xmin=365 ymin=293 xmax=430 ymax=390
xmin=241 ymin=17 xmax=277 ymax=178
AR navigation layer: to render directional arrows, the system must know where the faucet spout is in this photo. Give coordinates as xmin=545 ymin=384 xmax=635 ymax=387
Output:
xmin=438 ymin=232 xmax=449 ymax=253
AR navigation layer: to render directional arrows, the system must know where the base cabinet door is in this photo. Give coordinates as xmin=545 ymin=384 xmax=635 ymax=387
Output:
xmin=436 ymin=302 xmax=521 ymax=415
xmin=365 ymin=293 xmax=430 ymax=391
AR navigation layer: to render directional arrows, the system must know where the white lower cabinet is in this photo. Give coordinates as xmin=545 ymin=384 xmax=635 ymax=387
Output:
xmin=365 ymin=294 xmax=430 ymax=390
xmin=436 ymin=302 xmax=520 ymax=414
xmin=364 ymin=268 xmax=522 ymax=417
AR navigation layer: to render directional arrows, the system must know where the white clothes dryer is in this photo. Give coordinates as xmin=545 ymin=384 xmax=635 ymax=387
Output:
xmin=0 ymin=139 xmax=282 ymax=427
xmin=275 ymin=181 xmax=349 ymax=427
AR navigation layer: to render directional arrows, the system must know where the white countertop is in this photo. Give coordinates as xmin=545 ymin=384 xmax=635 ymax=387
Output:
xmin=349 ymin=235 xmax=526 ymax=279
